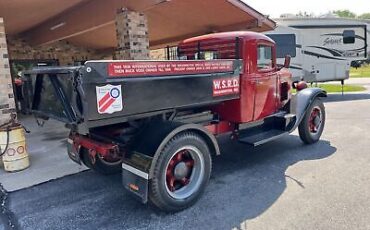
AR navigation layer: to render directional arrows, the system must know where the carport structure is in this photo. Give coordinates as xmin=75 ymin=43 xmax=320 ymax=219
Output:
xmin=0 ymin=0 xmax=275 ymax=123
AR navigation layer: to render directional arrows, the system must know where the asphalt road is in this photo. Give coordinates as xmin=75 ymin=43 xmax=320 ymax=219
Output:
xmin=2 ymin=93 xmax=370 ymax=230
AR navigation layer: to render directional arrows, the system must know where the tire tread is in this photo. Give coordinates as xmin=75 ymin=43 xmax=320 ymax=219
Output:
xmin=298 ymin=98 xmax=325 ymax=144
xmin=149 ymin=132 xmax=212 ymax=212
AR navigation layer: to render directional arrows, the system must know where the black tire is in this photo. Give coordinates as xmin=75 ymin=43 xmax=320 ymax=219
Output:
xmin=298 ymin=98 xmax=326 ymax=144
xmin=81 ymin=149 xmax=122 ymax=175
xmin=149 ymin=132 xmax=212 ymax=212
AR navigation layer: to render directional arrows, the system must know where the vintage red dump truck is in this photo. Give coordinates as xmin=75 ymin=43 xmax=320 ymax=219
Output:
xmin=23 ymin=31 xmax=326 ymax=211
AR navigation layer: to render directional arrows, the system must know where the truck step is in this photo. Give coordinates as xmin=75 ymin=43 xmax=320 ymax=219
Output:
xmin=238 ymin=129 xmax=288 ymax=146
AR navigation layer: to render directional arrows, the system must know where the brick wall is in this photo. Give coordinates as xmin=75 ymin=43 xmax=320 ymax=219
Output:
xmin=6 ymin=9 xmax=151 ymax=65
xmin=115 ymin=9 xmax=149 ymax=60
xmin=150 ymin=49 xmax=166 ymax=60
xmin=0 ymin=18 xmax=16 ymax=124
xmin=7 ymin=38 xmax=112 ymax=66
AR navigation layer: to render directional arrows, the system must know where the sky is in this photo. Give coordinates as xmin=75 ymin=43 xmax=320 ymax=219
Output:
xmin=243 ymin=0 xmax=369 ymax=18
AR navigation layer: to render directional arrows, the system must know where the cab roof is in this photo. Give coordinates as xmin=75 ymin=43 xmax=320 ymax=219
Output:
xmin=180 ymin=31 xmax=275 ymax=45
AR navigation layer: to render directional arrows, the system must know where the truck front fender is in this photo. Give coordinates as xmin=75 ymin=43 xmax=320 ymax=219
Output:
xmin=129 ymin=120 xmax=220 ymax=179
xmin=290 ymin=88 xmax=327 ymax=131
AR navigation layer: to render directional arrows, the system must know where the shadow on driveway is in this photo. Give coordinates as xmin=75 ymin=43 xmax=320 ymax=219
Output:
xmin=8 ymin=135 xmax=336 ymax=230
xmin=324 ymin=93 xmax=370 ymax=103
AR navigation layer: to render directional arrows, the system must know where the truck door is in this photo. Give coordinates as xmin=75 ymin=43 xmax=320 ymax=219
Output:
xmin=253 ymin=44 xmax=278 ymax=120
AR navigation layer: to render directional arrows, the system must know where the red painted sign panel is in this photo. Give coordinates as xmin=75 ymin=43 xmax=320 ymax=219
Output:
xmin=107 ymin=60 xmax=234 ymax=77
xmin=212 ymin=77 xmax=240 ymax=97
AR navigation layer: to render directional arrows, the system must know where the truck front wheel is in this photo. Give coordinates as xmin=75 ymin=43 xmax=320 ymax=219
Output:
xmin=298 ymin=98 xmax=326 ymax=144
xmin=149 ymin=132 xmax=212 ymax=212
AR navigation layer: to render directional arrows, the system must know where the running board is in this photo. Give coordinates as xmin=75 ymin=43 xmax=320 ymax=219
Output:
xmin=238 ymin=129 xmax=288 ymax=146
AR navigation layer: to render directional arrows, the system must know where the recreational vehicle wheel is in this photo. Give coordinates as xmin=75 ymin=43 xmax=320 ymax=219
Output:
xmin=298 ymin=98 xmax=326 ymax=144
xmin=149 ymin=132 xmax=212 ymax=212
xmin=81 ymin=148 xmax=122 ymax=174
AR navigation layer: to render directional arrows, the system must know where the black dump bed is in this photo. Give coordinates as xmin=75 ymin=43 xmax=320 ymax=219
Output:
xmin=23 ymin=59 xmax=242 ymax=131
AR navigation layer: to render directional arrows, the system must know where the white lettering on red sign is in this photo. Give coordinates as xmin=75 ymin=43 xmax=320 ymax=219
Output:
xmin=213 ymin=77 xmax=240 ymax=97
xmin=107 ymin=60 xmax=234 ymax=77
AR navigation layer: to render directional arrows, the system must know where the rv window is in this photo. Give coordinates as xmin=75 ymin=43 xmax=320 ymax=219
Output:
xmin=257 ymin=45 xmax=273 ymax=70
xmin=266 ymin=34 xmax=296 ymax=58
xmin=343 ymin=30 xmax=355 ymax=44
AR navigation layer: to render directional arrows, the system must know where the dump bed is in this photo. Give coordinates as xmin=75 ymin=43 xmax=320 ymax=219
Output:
xmin=23 ymin=59 xmax=242 ymax=130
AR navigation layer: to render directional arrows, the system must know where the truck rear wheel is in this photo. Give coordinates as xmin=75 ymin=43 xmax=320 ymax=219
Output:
xmin=81 ymin=149 xmax=122 ymax=175
xmin=298 ymin=98 xmax=326 ymax=144
xmin=149 ymin=132 xmax=212 ymax=212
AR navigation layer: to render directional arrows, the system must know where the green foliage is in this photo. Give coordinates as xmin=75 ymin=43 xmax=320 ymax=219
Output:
xmin=358 ymin=13 xmax=370 ymax=19
xmin=296 ymin=11 xmax=313 ymax=17
xmin=318 ymin=84 xmax=366 ymax=93
xmin=332 ymin=10 xmax=370 ymax=20
xmin=333 ymin=10 xmax=357 ymax=18
xmin=350 ymin=65 xmax=370 ymax=78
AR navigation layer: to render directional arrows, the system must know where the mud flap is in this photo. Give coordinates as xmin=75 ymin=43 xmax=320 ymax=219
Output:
xmin=122 ymin=152 xmax=152 ymax=203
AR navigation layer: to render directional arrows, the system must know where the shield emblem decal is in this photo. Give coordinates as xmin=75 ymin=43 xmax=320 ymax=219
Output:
xmin=96 ymin=84 xmax=123 ymax=114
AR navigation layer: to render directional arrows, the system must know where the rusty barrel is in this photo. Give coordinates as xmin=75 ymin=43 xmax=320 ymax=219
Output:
xmin=0 ymin=124 xmax=30 ymax=172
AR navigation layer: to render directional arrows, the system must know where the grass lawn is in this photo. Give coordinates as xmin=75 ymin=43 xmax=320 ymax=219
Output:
xmin=350 ymin=65 xmax=370 ymax=78
xmin=317 ymin=84 xmax=366 ymax=93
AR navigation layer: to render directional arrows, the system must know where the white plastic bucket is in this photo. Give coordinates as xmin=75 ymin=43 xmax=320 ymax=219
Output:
xmin=0 ymin=125 xmax=30 ymax=172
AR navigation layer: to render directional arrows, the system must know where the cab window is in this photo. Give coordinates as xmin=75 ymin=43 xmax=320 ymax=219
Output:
xmin=195 ymin=51 xmax=220 ymax=60
xmin=257 ymin=45 xmax=273 ymax=70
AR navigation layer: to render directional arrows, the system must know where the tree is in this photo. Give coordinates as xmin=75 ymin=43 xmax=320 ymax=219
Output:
xmin=333 ymin=10 xmax=356 ymax=18
xmin=358 ymin=13 xmax=370 ymax=19
xmin=295 ymin=11 xmax=313 ymax=17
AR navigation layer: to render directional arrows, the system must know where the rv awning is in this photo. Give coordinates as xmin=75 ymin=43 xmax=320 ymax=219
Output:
xmin=0 ymin=0 xmax=275 ymax=49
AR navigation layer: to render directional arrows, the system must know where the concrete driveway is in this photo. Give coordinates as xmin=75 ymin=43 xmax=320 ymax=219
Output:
xmin=1 ymin=93 xmax=370 ymax=230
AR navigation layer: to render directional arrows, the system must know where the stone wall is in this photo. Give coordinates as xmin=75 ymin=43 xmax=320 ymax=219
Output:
xmin=0 ymin=18 xmax=15 ymax=124
xmin=7 ymin=38 xmax=111 ymax=66
xmin=150 ymin=49 xmax=166 ymax=60
xmin=115 ymin=9 xmax=149 ymax=60
xmin=6 ymin=9 xmax=151 ymax=65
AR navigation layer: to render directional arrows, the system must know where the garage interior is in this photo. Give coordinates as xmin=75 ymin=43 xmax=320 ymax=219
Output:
xmin=0 ymin=0 xmax=275 ymax=190
xmin=1 ymin=0 xmax=276 ymax=116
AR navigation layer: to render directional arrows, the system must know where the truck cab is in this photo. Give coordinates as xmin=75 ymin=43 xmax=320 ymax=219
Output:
xmin=178 ymin=31 xmax=292 ymax=123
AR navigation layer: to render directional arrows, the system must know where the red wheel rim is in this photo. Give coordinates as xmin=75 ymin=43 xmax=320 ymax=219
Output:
xmin=309 ymin=106 xmax=322 ymax=133
xmin=166 ymin=149 xmax=195 ymax=192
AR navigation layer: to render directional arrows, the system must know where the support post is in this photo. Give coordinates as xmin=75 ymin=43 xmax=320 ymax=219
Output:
xmin=0 ymin=18 xmax=16 ymax=125
xmin=166 ymin=45 xmax=170 ymax=60
xmin=114 ymin=8 xmax=150 ymax=60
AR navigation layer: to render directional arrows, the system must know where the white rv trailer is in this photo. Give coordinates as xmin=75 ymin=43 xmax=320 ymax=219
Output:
xmin=265 ymin=17 xmax=369 ymax=82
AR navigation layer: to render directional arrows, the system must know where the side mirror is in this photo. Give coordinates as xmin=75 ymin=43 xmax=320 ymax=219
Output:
xmin=284 ymin=55 xmax=291 ymax=68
